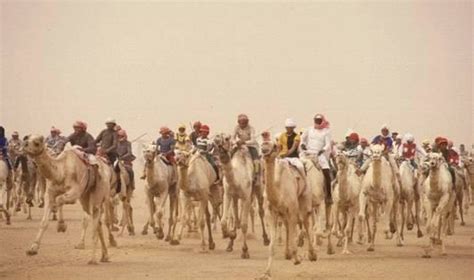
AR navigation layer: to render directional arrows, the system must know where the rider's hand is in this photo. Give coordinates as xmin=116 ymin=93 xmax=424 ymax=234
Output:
xmin=317 ymin=150 xmax=324 ymax=156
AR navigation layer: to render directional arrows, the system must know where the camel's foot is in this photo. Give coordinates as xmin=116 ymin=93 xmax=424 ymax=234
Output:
xmin=100 ymin=255 xmax=110 ymax=263
xmin=327 ymin=246 xmax=335 ymax=255
xmin=397 ymin=239 xmax=404 ymax=247
xmin=57 ymin=221 xmax=67 ymax=233
xmin=38 ymin=200 xmax=44 ymax=208
xmin=422 ymin=247 xmax=433 ymax=258
xmin=308 ymin=250 xmax=318 ymax=261
xmin=209 ymin=241 xmax=216 ymax=251
xmin=75 ymin=243 xmax=86 ymax=250
xmin=256 ymin=272 xmax=272 ymax=280
xmin=417 ymin=230 xmax=424 ymax=238
xmin=285 ymin=251 xmax=291 ymax=260
xmin=52 ymin=214 xmax=57 ymax=221
xmin=297 ymin=236 xmax=304 ymax=248
xmin=263 ymin=234 xmax=270 ymax=246
xmin=367 ymin=245 xmax=375 ymax=252
xmin=357 ymin=235 xmax=365 ymax=245
xmin=460 ymin=221 xmax=466 ymax=226
xmin=170 ymin=239 xmax=180 ymax=246
xmin=384 ymin=230 xmax=393 ymax=240
xmin=447 ymin=228 xmax=454 ymax=236
xmin=293 ymin=255 xmax=302 ymax=265
xmin=226 ymin=241 xmax=233 ymax=252
xmin=111 ymin=225 xmax=119 ymax=232
xmin=389 ymin=222 xmax=396 ymax=234
xmin=316 ymin=237 xmax=323 ymax=246
xmin=141 ymin=228 xmax=148 ymax=235
xmin=241 ymin=249 xmax=250 ymax=259
xmin=336 ymin=238 xmax=343 ymax=247
xmin=109 ymin=237 xmax=117 ymax=248
xmin=128 ymin=226 xmax=135 ymax=236
xmin=88 ymin=260 xmax=99 ymax=265
xmin=26 ymin=215 xmax=32 ymax=220
xmin=407 ymin=223 xmax=414 ymax=231
xmin=164 ymin=235 xmax=171 ymax=242
xmin=155 ymin=229 xmax=165 ymax=240
xmin=421 ymin=254 xmax=431 ymax=258
xmin=26 ymin=243 xmax=39 ymax=256
xmin=228 ymin=230 xmax=237 ymax=240
xmin=342 ymin=249 xmax=352 ymax=255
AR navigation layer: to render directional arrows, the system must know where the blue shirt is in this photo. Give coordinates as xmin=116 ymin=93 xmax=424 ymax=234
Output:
xmin=0 ymin=137 xmax=8 ymax=157
xmin=372 ymin=135 xmax=393 ymax=151
xmin=156 ymin=137 xmax=176 ymax=153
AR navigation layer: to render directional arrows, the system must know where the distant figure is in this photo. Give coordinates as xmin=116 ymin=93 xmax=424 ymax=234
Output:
xmin=189 ymin=121 xmax=202 ymax=146
xmin=46 ymin=126 xmax=67 ymax=156
xmin=95 ymin=118 xmax=118 ymax=163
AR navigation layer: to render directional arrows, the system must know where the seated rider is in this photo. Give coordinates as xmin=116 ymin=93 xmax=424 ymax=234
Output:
xmin=46 ymin=126 xmax=67 ymax=156
xmin=433 ymin=137 xmax=457 ymax=186
xmin=342 ymin=132 xmax=362 ymax=166
xmin=195 ymin=125 xmax=219 ymax=180
xmin=116 ymin=129 xmax=136 ymax=190
xmin=278 ymin=118 xmax=305 ymax=177
xmin=358 ymin=137 xmax=371 ymax=167
xmin=66 ymin=121 xmax=97 ymax=155
xmin=176 ymin=124 xmax=192 ymax=152
xmin=233 ymin=114 xmax=260 ymax=178
xmin=0 ymin=126 xmax=13 ymax=188
xmin=156 ymin=126 xmax=176 ymax=164
xmin=398 ymin=133 xmax=426 ymax=170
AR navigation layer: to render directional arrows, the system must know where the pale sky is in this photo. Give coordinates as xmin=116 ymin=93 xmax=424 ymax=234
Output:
xmin=1 ymin=1 xmax=473 ymax=147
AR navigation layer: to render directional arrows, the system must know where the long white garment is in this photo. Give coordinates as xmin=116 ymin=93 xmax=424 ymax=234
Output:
xmin=301 ymin=127 xmax=331 ymax=169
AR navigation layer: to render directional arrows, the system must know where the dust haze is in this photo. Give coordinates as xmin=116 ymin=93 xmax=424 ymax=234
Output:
xmin=1 ymin=1 xmax=472 ymax=146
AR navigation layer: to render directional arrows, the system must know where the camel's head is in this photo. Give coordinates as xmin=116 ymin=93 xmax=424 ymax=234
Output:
xmin=260 ymin=140 xmax=278 ymax=158
xmin=335 ymin=149 xmax=348 ymax=168
xmin=142 ymin=144 xmax=157 ymax=164
xmin=214 ymin=133 xmax=232 ymax=151
xmin=427 ymin=152 xmax=444 ymax=170
xmin=22 ymin=134 xmax=45 ymax=156
xmin=370 ymin=144 xmax=384 ymax=161
xmin=462 ymin=155 xmax=474 ymax=167
xmin=175 ymin=150 xmax=191 ymax=167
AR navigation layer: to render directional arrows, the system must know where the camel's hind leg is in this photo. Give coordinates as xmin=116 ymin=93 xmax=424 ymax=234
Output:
xmin=367 ymin=204 xmax=377 ymax=252
xmin=221 ymin=193 xmax=232 ymax=238
xmin=302 ymin=211 xmax=317 ymax=261
xmin=256 ymin=191 xmax=270 ymax=246
xmin=103 ymin=199 xmax=117 ymax=247
xmin=142 ymin=193 xmax=156 ymax=235
xmin=165 ymin=185 xmax=178 ymax=242
xmin=414 ymin=195 xmax=423 ymax=238
xmin=97 ymin=214 xmax=110 ymax=262
xmin=240 ymin=199 xmax=251 ymax=259
xmin=154 ymin=192 xmax=168 ymax=240
xmin=204 ymin=202 xmax=215 ymax=250
xmin=75 ymin=213 xmax=89 ymax=249
xmin=457 ymin=193 xmax=465 ymax=226
xmin=399 ymin=200 xmax=406 ymax=245
xmin=88 ymin=206 xmax=101 ymax=265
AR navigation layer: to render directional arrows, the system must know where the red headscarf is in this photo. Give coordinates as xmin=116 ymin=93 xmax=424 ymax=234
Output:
xmin=314 ymin=114 xmax=330 ymax=130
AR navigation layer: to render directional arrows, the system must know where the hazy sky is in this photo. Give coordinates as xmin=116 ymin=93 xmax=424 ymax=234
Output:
xmin=1 ymin=1 xmax=472 ymax=146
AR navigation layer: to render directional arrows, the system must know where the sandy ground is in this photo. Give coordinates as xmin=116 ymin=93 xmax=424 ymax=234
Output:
xmin=1 ymin=181 xmax=473 ymax=280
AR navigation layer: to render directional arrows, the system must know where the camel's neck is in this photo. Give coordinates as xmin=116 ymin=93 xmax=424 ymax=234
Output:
xmin=263 ymin=157 xmax=280 ymax=205
xmin=33 ymin=149 xmax=63 ymax=183
xmin=177 ymin=165 xmax=189 ymax=192
xmin=372 ymin=160 xmax=382 ymax=188
xmin=430 ymin=168 xmax=440 ymax=191
xmin=337 ymin=164 xmax=349 ymax=200
xmin=145 ymin=160 xmax=156 ymax=184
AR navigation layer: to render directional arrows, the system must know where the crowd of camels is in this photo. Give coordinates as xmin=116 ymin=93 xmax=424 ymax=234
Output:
xmin=0 ymin=131 xmax=473 ymax=279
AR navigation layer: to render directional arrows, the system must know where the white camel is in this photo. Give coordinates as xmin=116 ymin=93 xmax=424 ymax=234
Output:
xmin=421 ymin=152 xmax=456 ymax=258
xmin=141 ymin=145 xmax=179 ymax=243
xmin=173 ymin=150 xmax=216 ymax=251
xmin=399 ymin=160 xmax=423 ymax=242
xmin=214 ymin=133 xmax=269 ymax=258
xmin=0 ymin=158 xmax=11 ymax=225
xmin=331 ymin=151 xmax=362 ymax=254
xmin=23 ymin=135 xmax=112 ymax=264
xmin=257 ymin=138 xmax=316 ymax=280
xmin=359 ymin=144 xmax=402 ymax=251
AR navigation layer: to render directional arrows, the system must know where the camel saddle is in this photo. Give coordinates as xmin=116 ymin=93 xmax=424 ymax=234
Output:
xmin=70 ymin=148 xmax=100 ymax=195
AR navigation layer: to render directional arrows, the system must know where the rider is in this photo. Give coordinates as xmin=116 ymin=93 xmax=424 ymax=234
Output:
xmin=300 ymin=113 xmax=333 ymax=204
xmin=175 ymin=124 xmax=192 ymax=152
xmin=8 ymin=131 xmax=22 ymax=169
xmin=393 ymin=134 xmax=403 ymax=157
xmin=46 ymin=126 xmax=67 ymax=156
xmin=358 ymin=137 xmax=371 ymax=167
xmin=66 ymin=121 xmax=97 ymax=154
xmin=156 ymin=126 xmax=176 ymax=164
xmin=195 ymin=124 xmax=219 ymax=180
xmin=434 ymin=137 xmax=457 ymax=186
xmin=421 ymin=139 xmax=432 ymax=153
xmin=116 ymin=129 xmax=136 ymax=190
xmin=95 ymin=118 xmax=118 ymax=163
xmin=278 ymin=118 xmax=300 ymax=159
xmin=233 ymin=114 xmax=260 ymax=179
xmin=189 ymin=121 xmax=202 ymax=146
xmin=398 ymin=133 xmax=426 ymax=170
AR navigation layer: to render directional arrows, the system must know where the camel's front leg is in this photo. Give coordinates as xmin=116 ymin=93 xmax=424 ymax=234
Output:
xmin=240 ymin=199 xmax=251 ymax=259
xmin=154 ymin=191 xmax=169 ymax=240
xmin=367 ymin=204 xmax=377 ymax=252
xmin=198 ymin=201 xmax=207 ymax=252
xmin=288 ymin=218 xmax=301 ymax=265
xmin=257 ymin=211 xmax=278 ymax=280
xmin=142 ymin=192 xmax=156 ymax=235
xmin=165 ymin=185 xmax=178 ymax=242
xmin=56 ymin=205 xmax=67 ymax=233
xmin=204 ymin=201 xmax=215 ymax=250
xmin=75 ymin=213 xmax=89 ymax=249
xmin=55 ymin=183 xmax=83 ymax=206
xmin=221 ymin=192 xmax=232 ymax=238
xmin=414 ymin=195 xmax=423 ymax=238
xmin=302 ymin=210 xmax=317 ymax=261
xmin=88 ymin=206 xmax=101 ymax=265
xmin=26 ymin=192 xmax=53 ymax=255
xmin=256 ymin=191 xmax=270 ymax=246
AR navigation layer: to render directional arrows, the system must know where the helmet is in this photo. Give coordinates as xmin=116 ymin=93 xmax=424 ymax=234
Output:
xmin=105 ymin=117 xmax=116 ymax=124
xmin=73 ymin=121 xmax=87 ymax=130
xmin=345 ymin=129 xmax=354 ymax=138
xmin=193 ymin=121 xmax=202 ymax=129
xmin=284 ymin=118 xmax=296 ymax=128
xmin=360 ymin=138 xmax=368 ymax=144
xmin=200 ymin=125 xmax=210 ymax=133
xmin=12 ymin=131 xmax=19 ymax=137
xmin=404 ymin=133 xmax=414 ymax=142
xmin=117 ymin=129 xmax=127 ymax=138
xmin=159 ymin=126 xmax=171 ymax=135
xmin=435 ymin=137 xmax=448 ymax=146
xmin=349 ymin=132 xmax=359 ymax=142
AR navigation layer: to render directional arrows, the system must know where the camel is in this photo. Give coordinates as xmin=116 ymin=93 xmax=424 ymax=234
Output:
xmin=452 ymin=167 xmax=466 ymax=227
xmin=173 ymin=150 xmax=216 ymax=251
xmin=358 ymin=144 xmax=402 ymax=252
xmin=0 ymin=158 xmax=11 ymax=225
xmin=141 ymin=145 xmax=178 ymax=243
xmin=331 ymin=151 xmax=362 ymax=254
xmin=23 ymin=135 xmax=112 ymax=264
xmin=421 ymin=153 xmax=456 ymax=258
xmin=399 ymin=160 xmax=423 ymax=242
xmin=462 ymin=155 xmax=474 ymax=208
xmin=214 ymin=133 xmax=269 ymax=258
xmin=299 ymin=153 xmax=335 ymax=255
xmin=257 ymin=139 xmax=316 ymax=280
